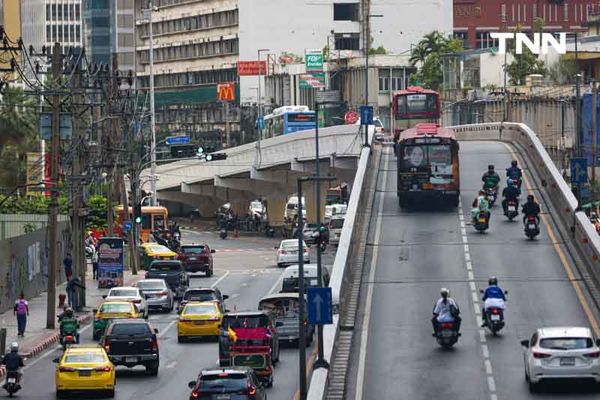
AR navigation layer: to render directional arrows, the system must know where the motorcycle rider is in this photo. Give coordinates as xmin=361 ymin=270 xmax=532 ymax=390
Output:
xmin=59 ymin=307 xmax=80 ymax=344
xmin=481 ymin=277 xmax=507 ymax=327
xmin=431 ymin=288 xmax=461 ymax=335
xmin=1 ymin=343 xmax=24 ymax=389
xmin=471 ymin=190 xmax=490 ymax=224
xmin=501 ymin=178 xmax=520 ymax=216
xmin=521 ymin=194 xmax=541 ymax=225
xmin=506 ymin=160 xmax=523 ymax=188
xmin=482 ymin=164 xmax=501 ymax=192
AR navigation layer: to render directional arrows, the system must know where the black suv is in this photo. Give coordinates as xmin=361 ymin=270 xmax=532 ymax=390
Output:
xmin=102 ymin=319 xmax=160 ymax=376
xmin=187 ymin=367 xmax=267 ymax=400
xmin=145 ymin=260 xmax=189 ymax=299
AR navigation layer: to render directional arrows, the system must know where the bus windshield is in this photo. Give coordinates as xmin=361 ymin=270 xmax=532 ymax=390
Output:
xmin=396 ymin=94 xmax=439 ymax=116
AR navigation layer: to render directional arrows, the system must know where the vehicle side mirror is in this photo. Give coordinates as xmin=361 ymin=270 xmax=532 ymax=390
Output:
xmin=154 ymin=328 xmax=159 ymax=334
xmin=102 ymin=295 xmax=107 ymax=299
xmin=479 ymin=289 xmax=483 ymax=294
xmin=520 ymin=340 xmax=529 ymax=348
xmin=223 ymin=295 xmax=229 ymax=300
xmin=275 ymin=322 xmax=284 ymax=327
xmin=92 ymin=309 xmax=98 ymax=314
xmin=52 ymin=357 xmax=60 ymax=363
xmin=211 ymin=249 xmax=216 ymax=253
xmin=188 ymin=381 xmax=196 ymax=389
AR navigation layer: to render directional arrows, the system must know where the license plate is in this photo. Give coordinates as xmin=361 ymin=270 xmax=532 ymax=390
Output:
xmin=441 ymin=330 xmax=453 ymax=338
xmin=491 ymin=314 xmax=500 ymax=321
xmin=126 ymin=357 xmax=137 ymax=363
xmin=188 ymin=257 xmax=197 ymax=261
xmin=479 ymin=218 xmax=486 ymax=223
xmin=79 ymin=370 xmax=92 ymax=377
xmin=508 ymin=206 xmax=515 ymax=212
xmin=216 ymin=395 xmax=231 ymax=400
xmin=560 ymin=357 xmax=575 ymax=366
xmin=528 ymin=224 xmax=536 ymax=229
xmin=194 ymin=320 xmax=206 ymax=325
xmin=7 ymin=378 xmax=15 ymax=383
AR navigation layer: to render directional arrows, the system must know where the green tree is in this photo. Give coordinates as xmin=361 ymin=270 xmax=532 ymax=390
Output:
xmin=86 ymin=194 xmax=109 ymax=231
xmin=548 ymin=55 xmax=577 ymax=85
xmin=506 ymin=20 xmax=547 ymax=85
xmin=410 ymin=31 xmax=463 ymax=90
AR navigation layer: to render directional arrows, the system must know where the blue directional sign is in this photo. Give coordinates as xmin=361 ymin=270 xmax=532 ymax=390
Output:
xmin=571 ymin=157 xmax=588 ymax=184
xmin=123 ymin=220 xmax=132 ymax=232
xmin=165 ymin=135 xmax=190 ymax=145
xmin=257 ymin=116 xmax=265 ymax=130
xmin=307 ymin=287 xmax=333 ymax=325
xmin=359 ymin=105 xmax=374 ymax=125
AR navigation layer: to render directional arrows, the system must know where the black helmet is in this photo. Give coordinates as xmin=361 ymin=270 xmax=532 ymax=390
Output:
xmin=527 ymin=194 xmax=534 ymax=202
xmin=511 ymin=160 xmax=518 ymax=167
xmin=489 ymin=276 xmax=498 ymax=286
xmin=488 ymin=164 xmax=494 ymax=171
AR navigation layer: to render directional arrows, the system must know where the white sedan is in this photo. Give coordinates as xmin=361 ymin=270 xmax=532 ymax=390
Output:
xmin=104 ymin=287 xmax=148 ymax=318
xmin=521 ymin=326 xmax=600 ymax=392
xmin=276 ymin=239 xmax=310 ymax=268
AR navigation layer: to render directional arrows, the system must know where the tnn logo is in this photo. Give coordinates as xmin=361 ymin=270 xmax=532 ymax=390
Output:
xmin=490 ymin=32 xmax=567 ymax=55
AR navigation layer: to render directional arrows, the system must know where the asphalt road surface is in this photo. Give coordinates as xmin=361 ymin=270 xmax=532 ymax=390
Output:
xmin=19 ymin=230 xmax=334 ymax=400
xmin=348 ymin=142 xmax=600 ymax=400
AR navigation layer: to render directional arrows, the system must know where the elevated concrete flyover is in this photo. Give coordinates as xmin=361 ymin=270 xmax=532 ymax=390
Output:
xmin=144 ymin=125 xmax=366 ymax=224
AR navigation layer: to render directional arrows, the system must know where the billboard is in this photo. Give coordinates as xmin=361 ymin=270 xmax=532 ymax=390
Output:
xmin=97 ymin=237 xmax=124 ymax=289
xmin=237 ymin=61 xmax=267 ymax=76
xmin=217 ymin=82 xmax=236 ymax=101
xmin=26 ymin=152 xmax=43 ymax=194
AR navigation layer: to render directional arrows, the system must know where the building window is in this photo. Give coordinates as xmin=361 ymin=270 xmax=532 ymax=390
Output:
xmin=58 ymin=4 xmax=63 ymax=21
xmin=334 ymin=33 xmax=360 ymax=51
xmin=532 ymin=3 xmax=537 ymax=19
xmin=564 ymin=3 xmax=569 ymax=21
xmin=333 ymin=3 xmax=359 ymax=21
xmin=46 ymin=25 xmax=51 ymax=42
xmin=501 ymin=4 xmax=507 ymax=22
xmin=76 ymin=26 xmax=81 ymax=42
xmin=46 ymin=5 xmax=51 ymax=20
xmin=476 ymin=32 xmax=498 ymax=49
xmin=453 ymin=32 xmax=469 ymax=49
xmin=379 ymin=70 xmax=389 ymax=92
xmin=75 ymin=4 xmax=81 ymax=20
xmin=523 ymin=3 xmax=527 ymax=21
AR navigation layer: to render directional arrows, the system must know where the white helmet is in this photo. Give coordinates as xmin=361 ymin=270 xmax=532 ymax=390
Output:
xmin=10 ymin=342 xmax=18 ymax=353
xmin=440 ymin=288 xmax=450 ymax=297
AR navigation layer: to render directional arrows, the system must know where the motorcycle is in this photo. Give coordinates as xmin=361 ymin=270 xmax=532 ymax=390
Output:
xmin=485 ymin=187 xmax=497 ymax=206
xmin=524 ymin=216 xmax=540 ymax=240
xmin=219 ymin=229 xmax=227 ymax=240
xmin=61 ymin=332 xmax=77 ymax=350
xmin=435 ymin=322 xmax=460 ymax=348
xmin=474 ymin=211 xmax=489 ymax=233
xmin=3 ymin=370 xmax=21 ymax=397
xmin=480 ymin=290 xmax=508 ymax=336
xmin=505 ymin=199 xmax=519 ymax=221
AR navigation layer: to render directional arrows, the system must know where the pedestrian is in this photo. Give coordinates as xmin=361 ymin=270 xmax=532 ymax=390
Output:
xmin=63 ymin=252 xmax=73 ymax=281
xmin=66 ymin=277 xmax=84 ymax=311
xmin=13 ymin=293 xmax=28 ymax=337
xmin=92 ymin=246 xmax=99 ymax=280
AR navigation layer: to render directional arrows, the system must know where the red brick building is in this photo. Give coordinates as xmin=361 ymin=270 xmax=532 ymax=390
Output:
xmin=454 ymin=0 xmax=600 ymax=49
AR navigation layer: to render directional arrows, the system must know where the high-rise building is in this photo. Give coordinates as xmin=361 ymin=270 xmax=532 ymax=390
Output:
xmin=453 ymin=0 xmax=600 ymax=50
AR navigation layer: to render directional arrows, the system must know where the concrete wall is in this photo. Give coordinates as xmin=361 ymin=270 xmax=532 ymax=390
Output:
xmin=0 ymin=221 xmax=70 ymax=314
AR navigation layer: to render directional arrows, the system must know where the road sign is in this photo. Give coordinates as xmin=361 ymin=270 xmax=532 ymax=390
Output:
xmin=257 ymin=116 xmax=265 ymax=130
xmin=571 ymin=158 xmax=588 ymax=184
xmin=217 ymin=82 xmax=236 ymax=101
xmin=123 ymin=220 xmax=132 ymax=232
xmin=165 ymin=135 xmax=190 ymax=146
xmin=360 ymin=105 xmax=374 ymax=125
xmin=344 ymin=111 xmax=359 ymax=125
xmin=307 ymin=287 xmax=333 ymax=325
xmin=237 ymin=61 xmax=267 ymax=76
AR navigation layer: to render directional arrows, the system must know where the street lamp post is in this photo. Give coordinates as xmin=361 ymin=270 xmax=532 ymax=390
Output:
xmin=364 ymin=14 xmax=383 ymax=147
xmin=146 ymin=2 xmax=158 ymax=206
xmin=257 ymin=48 xmax=270 ymax=155
xmin=575 ymin=32 xmax=583 ymax=205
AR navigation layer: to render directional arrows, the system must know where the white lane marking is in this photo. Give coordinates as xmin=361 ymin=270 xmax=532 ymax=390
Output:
xmin=267 ymin=276 xmax=283 ymax=295
xmin=460 ymin=228 xmax=467 ymax=236
xmin=211 ymin=271 xmax=231 ymax=288
xmin=457 ymin=199 xmax=497 ymax=400
xmin=355 ymin=147 xmax=389 ymax=400
xmin=158 ymin=319 xmax=178 ymax=339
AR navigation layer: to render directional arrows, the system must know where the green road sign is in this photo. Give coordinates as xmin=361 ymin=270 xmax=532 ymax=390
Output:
xmin=305 ymin=52 xmax=324 ymax=71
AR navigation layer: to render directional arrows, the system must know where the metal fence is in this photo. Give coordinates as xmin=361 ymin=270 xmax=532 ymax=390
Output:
xmin=0 ymin=214 xmax=70 ymax=240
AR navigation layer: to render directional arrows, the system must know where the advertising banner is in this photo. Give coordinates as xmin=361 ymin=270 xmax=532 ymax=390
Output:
xmin=97 ymin=237 xmax=124 ymax=289
xmin=237 ymin=61 xmax=267 ymax=76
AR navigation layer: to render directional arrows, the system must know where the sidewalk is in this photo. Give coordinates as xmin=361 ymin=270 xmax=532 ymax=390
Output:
xmin=0 ymin=263 xmax=144 ymax=366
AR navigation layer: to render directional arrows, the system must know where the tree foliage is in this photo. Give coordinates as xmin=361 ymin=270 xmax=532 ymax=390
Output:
xmin=548 ymin=55 xmax=577 ymax=85
xmin=506 ymin=19 xmax=547 ymax=85
xmin=86 ymin=194 xmax=109 ymax=231
xmin=409 ymin=31 xmax=463 ymax=90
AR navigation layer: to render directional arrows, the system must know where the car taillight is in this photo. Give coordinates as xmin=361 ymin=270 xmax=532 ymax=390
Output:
xmin=304 ymin=248 xmax=308 ymax=253
xmin=59 ymin=367 xmax=75 ymax=372
xmin=151 ymin=336 xmax=158 ymax=352
xmin=441 ymin=323 xmax=453 ymax=329
xmin=533 ymin=352 xmax=551 ymax=359
xmin=94 ymin=366 xmax=112 ymax=372
xmin=248 ymin=385 xmax=257 ymax=396
xmin=104 ymin=338 xmax=110 ymax=353
xmin=158 ymin=291 xmax=168 ymax=296
xmin=278 ymin=250 xmax=286 ymax=255
xmin=190 ymin=390 xmax=198 ymax=399
xmin=585 ymin=351 xmax=600 ymax=358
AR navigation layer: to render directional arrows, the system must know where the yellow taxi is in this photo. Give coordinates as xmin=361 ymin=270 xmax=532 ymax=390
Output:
xmin=177 ymin=301 xmax=223 ymax=342
xmin=93 ymin=301 xmax=140 ymax=341
xmin=139 ymin=243 xmax=177 ymax=269
xmin=54 ymin=346 xmax=116 ymax=398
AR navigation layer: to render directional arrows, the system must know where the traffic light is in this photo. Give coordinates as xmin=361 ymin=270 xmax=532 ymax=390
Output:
xmin=205 ymin=153 xmax=227 ymax=161
xmin=134 ymin=203 xmax=142 ymax=224
xmin=170 ymin=144 xmax=197 ymax=158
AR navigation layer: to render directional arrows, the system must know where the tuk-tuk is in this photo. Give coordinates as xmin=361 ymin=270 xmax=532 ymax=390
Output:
xmin=139 ymin=243 xmax=177 ymax=269
xmin=229 ymin=342 xmax=273 ymax=387
xmin=258 ymin=293 xmax=314 ymax=346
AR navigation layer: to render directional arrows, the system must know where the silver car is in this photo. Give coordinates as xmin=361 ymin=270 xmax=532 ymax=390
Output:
xmin=521 ymin=326 xmax=600 ymax=393
xmin=104 ymin=286 xmax=148 ymax=318
xmin=135 ymin=279 xmax=174 ymax=313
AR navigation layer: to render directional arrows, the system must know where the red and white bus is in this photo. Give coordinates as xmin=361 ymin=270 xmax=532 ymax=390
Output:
xmin=392 ymin=86 xmax=441 ymax=143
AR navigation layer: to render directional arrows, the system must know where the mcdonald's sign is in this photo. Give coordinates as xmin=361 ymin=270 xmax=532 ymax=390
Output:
xmin=217 ymin=82 xmax=236 ymax=101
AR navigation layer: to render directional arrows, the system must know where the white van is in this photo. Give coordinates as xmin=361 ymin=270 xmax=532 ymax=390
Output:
xmin=280 ymin=264 xmax=330 ymax=293
xmin=284 ymin=195 xmax=307 ymax=221
xmin=324 ymin=204 xmax=347 ymax=224
xmin=328 ymin=215 xmax=345 ymax=245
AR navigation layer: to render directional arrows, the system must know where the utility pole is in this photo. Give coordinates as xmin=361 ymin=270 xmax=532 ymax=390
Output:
xmin=575 ymin=32 xmax=582 ymax=204
xmin=148 ymin=1 xmax=158 ymax=207
xmin=72 ymin=49 xmax=86 ymax=309
xmin=47 ymin=42 xmax=62 ymax=329
xmin=593 ymin=81 xmax=598 ymax=200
